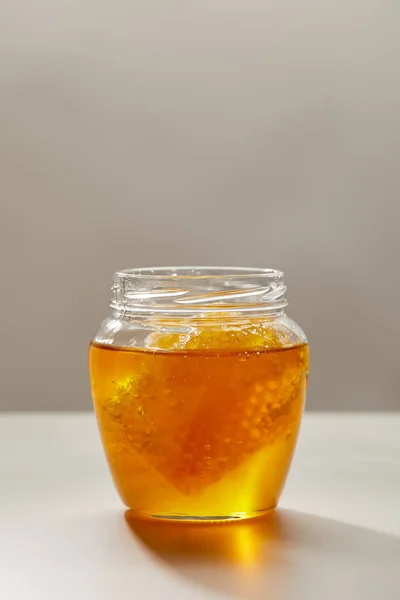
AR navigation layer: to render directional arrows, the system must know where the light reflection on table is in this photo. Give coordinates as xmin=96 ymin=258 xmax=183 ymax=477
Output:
xmin=125 ymin=509 xmax=400 ymax=600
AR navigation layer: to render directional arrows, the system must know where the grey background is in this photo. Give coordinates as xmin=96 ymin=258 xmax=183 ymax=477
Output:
xmin=1 ymin=1 xmax=399 ymax=411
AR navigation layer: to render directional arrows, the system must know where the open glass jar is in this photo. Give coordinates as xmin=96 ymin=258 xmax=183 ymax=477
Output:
xmin=89 ymin=267 xmax=309 ymax=522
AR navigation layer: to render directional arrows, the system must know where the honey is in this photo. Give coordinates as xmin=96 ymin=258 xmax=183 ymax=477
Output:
xmin=89 ymin=322 xmax=309 ymax=521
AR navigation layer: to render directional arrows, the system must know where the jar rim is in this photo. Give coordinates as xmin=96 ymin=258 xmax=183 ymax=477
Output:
xmin=115 ymin=266 xmax=284 ymax=280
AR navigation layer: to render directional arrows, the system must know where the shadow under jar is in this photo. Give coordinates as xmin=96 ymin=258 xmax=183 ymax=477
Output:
xmin=89 ymin=267 xmax=309 ymax=522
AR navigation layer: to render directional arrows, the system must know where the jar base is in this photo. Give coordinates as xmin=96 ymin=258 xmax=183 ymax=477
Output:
xmin=125 ymin=507 xmax=275 ymax=524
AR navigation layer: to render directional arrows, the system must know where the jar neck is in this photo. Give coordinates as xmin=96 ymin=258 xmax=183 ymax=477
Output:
xmin=110 ymin=267 xmax=287 ymax=319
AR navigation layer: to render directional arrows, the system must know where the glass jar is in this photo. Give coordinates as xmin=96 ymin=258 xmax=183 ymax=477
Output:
xmin=89 ymin=267 xmax=309 ymax=522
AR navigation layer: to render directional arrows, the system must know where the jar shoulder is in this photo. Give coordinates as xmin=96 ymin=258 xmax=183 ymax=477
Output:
xmin=91 ymin=313 xmax=307 ymax=351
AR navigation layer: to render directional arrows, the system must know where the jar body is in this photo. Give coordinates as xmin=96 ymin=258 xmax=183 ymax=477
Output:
xmin=89 ymin=268 xmax=309 ymax=521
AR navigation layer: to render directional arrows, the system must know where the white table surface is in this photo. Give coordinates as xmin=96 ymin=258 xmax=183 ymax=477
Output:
xmin=1 ymin=413 xmax=399 ymax=600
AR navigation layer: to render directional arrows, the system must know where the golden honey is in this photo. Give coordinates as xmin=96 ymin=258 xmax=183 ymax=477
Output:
xmin=89 ymin=322 xmax=309 ymax=521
